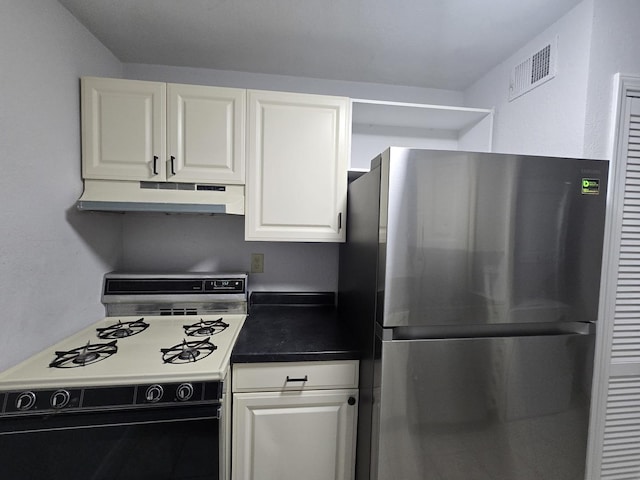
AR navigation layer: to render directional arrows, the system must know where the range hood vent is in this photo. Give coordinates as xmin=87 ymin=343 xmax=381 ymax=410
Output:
xmin=76 ymin=180 xmax=244 ymax=215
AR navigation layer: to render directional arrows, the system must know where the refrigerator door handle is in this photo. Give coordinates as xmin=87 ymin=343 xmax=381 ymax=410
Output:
xmin=379 ymin=321 xmax=595 ymax=341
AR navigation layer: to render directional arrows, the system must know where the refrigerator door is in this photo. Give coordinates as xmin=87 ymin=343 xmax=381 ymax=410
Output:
xmin=371 ymin=332 xmax=594 ymax=480
xmin=378 ymin=148 xmax=608 ymax=328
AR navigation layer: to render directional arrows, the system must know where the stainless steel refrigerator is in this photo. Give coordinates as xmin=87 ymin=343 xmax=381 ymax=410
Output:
xmin=338 ymin=148 xmax=608 ymax=480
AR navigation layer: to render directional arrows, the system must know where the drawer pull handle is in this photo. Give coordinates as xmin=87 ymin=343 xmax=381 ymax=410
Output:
xmin=285 ymin=375 xmax=308 ymax=382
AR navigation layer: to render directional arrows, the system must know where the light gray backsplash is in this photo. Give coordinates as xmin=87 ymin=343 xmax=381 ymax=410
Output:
xmin=120 ymin=214 xmax=339 ymax=293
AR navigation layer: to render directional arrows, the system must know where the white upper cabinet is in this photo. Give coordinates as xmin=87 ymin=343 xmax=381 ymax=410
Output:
xmin=245 ymin=89 xmax=350 ymax=242
xmin=81 ymin=77 xmax=245 ymax=184
xmin=167 ymin=83 xmax=245 ymax=183
xmin=82 ymin=77 xmax=166 ymax=181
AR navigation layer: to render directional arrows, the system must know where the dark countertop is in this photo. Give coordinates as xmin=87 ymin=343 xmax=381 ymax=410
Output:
xmin=231 ymin=292 xmax=360 ymax=363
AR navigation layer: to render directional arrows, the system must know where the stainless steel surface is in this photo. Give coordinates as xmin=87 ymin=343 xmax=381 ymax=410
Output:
xmin=102 ymin=272 xmax=248 ymax=315
xmin=105 ymin=301 xmax=247 ymax=316
xmin=338 ymin=148 xmax=609 ymax=480
xmin=377 ymin=148 xmax=607 ymax=328
xmin=377 ymin=320 xmax=595 ymax=341
xmin=372 ymin=333 xmax=594 ymax=480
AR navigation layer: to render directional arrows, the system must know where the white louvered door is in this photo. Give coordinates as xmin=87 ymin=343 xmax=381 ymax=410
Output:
xmin=591 ymin=89 xmax=640 ymax=480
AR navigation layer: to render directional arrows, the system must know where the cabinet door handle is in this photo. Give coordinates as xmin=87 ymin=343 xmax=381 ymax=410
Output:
xmin=285 ymin=375 xmax=308 ymax=382
xmin=338 ymin=212 xmax=342 ymax=230
xmin=152 ymin=156 xmax=159 ymax=175
xmin=170 ymin=156 xmax=176 ymax=175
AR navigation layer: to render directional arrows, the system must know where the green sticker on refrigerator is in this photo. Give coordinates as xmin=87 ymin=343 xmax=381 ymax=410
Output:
xmin=582 ymin=178 xmax=600 ymax=195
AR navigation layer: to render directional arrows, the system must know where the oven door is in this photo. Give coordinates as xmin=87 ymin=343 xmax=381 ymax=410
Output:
xmin=0 ymin=404 xmax=220 ymax=480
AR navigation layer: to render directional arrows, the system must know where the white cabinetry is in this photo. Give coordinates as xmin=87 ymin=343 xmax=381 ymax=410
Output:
xmin=81 ymin=77 xmax=165 ymax=181
xmin=350 ymin=99 xmax=494 ymax=171
xmin=167 ymin=83 xmax=245 ymax=183
xmin=245 ymin=90 xmax=350 ymax=242
xmin=232 ymin=360 xmax=358 ymax=480
xmin=81 ymin=77 xmax=245 ymax=184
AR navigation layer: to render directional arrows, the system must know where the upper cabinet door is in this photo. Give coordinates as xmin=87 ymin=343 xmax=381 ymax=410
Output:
xmin=81 ymin=77 xmax=166 ymax=181
xmin=167 ymin=84 xmax=246 ymax=184
xmin=246 ymin=90 xmax=350 ymax=242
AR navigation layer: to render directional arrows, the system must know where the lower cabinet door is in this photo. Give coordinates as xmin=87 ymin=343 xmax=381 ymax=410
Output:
xmin=232 ymin=389 xmax=358 ymax=480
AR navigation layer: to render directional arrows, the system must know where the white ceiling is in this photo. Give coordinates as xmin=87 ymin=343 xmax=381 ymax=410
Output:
xmin=57 ymin=0 xmax=582 ymax=91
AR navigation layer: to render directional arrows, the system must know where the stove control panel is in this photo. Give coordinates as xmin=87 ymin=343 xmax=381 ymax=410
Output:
xmin=0 ymin=381 xmax=222 ymax=416
xmin=50 ymin=389 xmax=71 ymax=409
xmin=101 ymin=273 xmax=248 ymax=315
xmin=176 ymin=383 xmax=194 ymax=401
xmin=103 ymin=275 xmax=246 ymax=296
xmin=136 ymin=381 xmax=220 ymax=405
xmin=15 ymin=391 xmax=36 ymax=411
xmin=204 ymin=279 xmax=245 ymax=292
xmin=3 ymin=388 xmax=82 ymax=414
xmin=144 ymin=384 xmax=164 ymax=403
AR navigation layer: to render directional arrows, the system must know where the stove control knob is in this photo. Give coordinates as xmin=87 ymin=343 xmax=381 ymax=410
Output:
xmin=145 ymin=384 xmax=164 ymax=403
xmin=15 ymin=391 xmax=37 ymax=411
xmin=50 ymin=389 xmax=71 ymax=409
xmin=176 ymin=383 xmax=194 ymax=402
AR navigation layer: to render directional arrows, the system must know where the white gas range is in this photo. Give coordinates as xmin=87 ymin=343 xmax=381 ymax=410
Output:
xmin=0 ymin=272 xmax=247 ymax=480
xmin=0 ymin=313 xmax=245 ymax=394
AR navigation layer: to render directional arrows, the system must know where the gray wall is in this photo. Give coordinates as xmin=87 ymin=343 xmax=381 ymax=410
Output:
xmin=0 ymin=0 xmax=122 ymax=371
xmin=465 ymin=0 xmax=640 ymax=162
xmin=464 ymin=0 xmax=593 ymax=158
xmin=583 ymin=0 xmax=640 ymax=160
xmin=120 ymin=214 xmax=340 ymax=292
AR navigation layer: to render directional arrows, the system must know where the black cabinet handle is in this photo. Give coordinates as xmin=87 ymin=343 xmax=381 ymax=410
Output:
xmin=170 ymin=156 xmax=176 ymax=175
xmin=348 ymin=396 xmax=357 ymax=406
xmin=152 ymin=156 xmax=158 ymax=175
xmin=285 ymin=375 xmax=308 ymax=382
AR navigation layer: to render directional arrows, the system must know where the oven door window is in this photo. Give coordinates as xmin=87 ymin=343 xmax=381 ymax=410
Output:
xmin=0 ymin=405 xmax=219 ymax=480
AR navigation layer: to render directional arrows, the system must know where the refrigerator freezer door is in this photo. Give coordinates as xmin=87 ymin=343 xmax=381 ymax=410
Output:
xmin=379 ymin=149 xmax=607 ymax=327
xmin=371 ymin=333 xmax=594 ymax=480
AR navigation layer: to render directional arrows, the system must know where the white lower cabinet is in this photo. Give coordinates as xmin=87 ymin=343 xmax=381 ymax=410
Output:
xmin=231 ymin=361 xmax=358 ymax=480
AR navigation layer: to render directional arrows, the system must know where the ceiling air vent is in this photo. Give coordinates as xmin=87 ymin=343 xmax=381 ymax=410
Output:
xmin=509 ymin=36 xmax=558 ymax=101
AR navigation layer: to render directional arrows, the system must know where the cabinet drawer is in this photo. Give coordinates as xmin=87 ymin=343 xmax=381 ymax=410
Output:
xmin=232 ymin=360 xmax=359 ymax=392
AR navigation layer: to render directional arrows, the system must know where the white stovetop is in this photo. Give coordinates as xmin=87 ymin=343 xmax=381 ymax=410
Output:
xmin=0 ymin=314 xmax=246 ymax=391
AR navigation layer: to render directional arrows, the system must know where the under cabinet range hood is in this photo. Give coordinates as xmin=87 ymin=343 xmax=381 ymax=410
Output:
xmin=76 ymin=179 xmax=245 ymax=215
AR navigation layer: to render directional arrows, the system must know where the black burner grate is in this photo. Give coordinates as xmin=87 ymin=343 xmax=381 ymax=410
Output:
xmin=183 ymin=318 xmax=229 ymax=337
xmin=96 ymin=318 xmax=150 ymax=339
xmin=161 ymin=338 xmax=217 ymax=364
xmin=49 ymin=340 xmax=118 ymax=368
